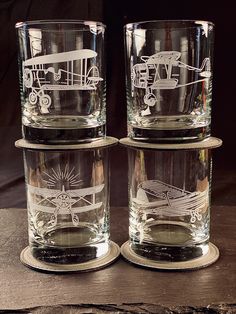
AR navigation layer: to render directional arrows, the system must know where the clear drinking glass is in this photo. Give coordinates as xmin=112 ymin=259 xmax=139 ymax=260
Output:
xmin=121 ymin=138 xmax=221 ymax=262
xmin=16 ymin=20 xmax=106 ymax=143
xmin=125 ymin=20 xmax=214 ymax=142
xmin=16 ymin=138 xmax=117 ymax=264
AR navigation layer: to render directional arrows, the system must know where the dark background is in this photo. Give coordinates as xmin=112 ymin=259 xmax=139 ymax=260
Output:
xmin=0 ymin=0 xmax=235 ymax=208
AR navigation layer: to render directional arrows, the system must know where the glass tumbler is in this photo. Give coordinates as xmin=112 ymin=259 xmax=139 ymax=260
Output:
xmin=15 ymin=137 xmax=117 ymax=264
xmin=120 ymin=137 xmax=222 ymax=262
xmin=16 ymin=20 xmax=106 ymax=143
xmin=125 ymin=20 xmax=214 ymax=142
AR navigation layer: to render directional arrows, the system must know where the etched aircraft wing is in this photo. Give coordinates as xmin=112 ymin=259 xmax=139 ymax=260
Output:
xmin=146 ymin=51 xmax=181 ymax=64
xmin=139 ymin=180 xmax=189 ymax=199
xmin=27 ymin=185 xmax=61 ymax=198
xmin=24 ymin=49 xmax=97 ymax=66
xmin=66 ymin=184 xmax=104 ymax=197
xmin=72 ymin=202 xmax=103 ymax=213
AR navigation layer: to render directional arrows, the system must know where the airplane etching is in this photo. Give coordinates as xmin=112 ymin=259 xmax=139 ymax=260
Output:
xmin=28 ymin=164 xmax=104 ymax=228
xmin=131 ymin=51 xmax=211 ymax=116
xmin=23 ymin=49 xmax=103 ymax=113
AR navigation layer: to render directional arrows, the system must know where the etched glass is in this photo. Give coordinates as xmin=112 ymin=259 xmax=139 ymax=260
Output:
xmin=125 ymin=20 xmax=214 ymax=142
xmin=22 ymin=146 xmax=110 ymax=264
xmin=127 ymin=146 xmax=212 ymax=261
xmin=16 ymin=20 xmax=106 ymax=143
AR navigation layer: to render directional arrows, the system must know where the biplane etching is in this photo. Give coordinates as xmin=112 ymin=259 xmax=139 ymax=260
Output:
xmin=27 ymin=165 xmax=104 ymax=227
xmin=132 ymin=179 xmax=208 ymax=224
xmin=131 ymin=51 xmax=211 ymax=116
xmin=23 ymin=49 xmax=103 ymax=113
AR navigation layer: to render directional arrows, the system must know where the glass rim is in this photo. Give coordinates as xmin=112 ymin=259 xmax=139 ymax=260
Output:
xmin=15 ymin=19 xmax=106 ymax=29
xmin=124 ymin=19 xmax=215 ymax=30
xmin=119 ymin=137 xmax=222 ymax=151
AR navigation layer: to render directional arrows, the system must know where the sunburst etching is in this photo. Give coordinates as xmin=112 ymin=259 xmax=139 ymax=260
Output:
xmin=43 ymin=164 xmax=81 ymax=188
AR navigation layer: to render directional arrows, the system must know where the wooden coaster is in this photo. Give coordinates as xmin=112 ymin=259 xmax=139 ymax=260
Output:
xmin=121 ymin=241 xmax=219 ymax=271
xmin=20 ymin=241 xmax=120 ymax=273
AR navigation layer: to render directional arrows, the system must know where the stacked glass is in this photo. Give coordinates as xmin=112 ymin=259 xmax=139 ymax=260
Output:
xmin=122 ymin=20 xmax=222 ymax=268
xmin=16 ymin=20 xmax=106 ymax=143
xmin=16 ymin=20 xmax=118 ymax=269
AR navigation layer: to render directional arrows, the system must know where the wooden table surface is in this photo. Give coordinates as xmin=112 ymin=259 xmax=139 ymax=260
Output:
xmin=0 ymin=206 xmax=235 ymax=313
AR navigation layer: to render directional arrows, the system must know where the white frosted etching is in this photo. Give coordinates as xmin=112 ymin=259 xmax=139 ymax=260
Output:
xmin=195 ymin=21 xmax=210 ymax=38
xmin=133 ymin=180 xmax=208 ymax=223
xmin=28 ymin=165 xmax=104 ymax=227
xmin=131 ymin=51 xmax=211 ymax=116
xmin=23 ymin=49 xmax=103 ymax=113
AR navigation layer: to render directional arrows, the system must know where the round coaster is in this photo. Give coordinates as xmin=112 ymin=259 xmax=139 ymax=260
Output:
xmin=15 ymin=137 xmax=118 ymax=151
xmin=121 ymin=241 xmax=219 ymax=271
xmin=20 ymin=241 xmax=120 ymax=273
xmin=119 ymin=137 xmax=222 ymax=150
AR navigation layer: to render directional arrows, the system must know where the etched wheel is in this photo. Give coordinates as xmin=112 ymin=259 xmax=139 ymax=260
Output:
xmin=23 ymin=68 xmax=33 ymax=88
xmin=144 ymin=93 xmax=157 ymax=107
xmin=72 ymin=214 xmax=79 ymax=226
xmin=86 ymin=66 xmax=101 ymax=86
xmin=49 ymin=214 xmax=57 ymax=227
xmin=54 ymin=73 xmax=61 ymax=81
xmin=39 ymin=95 xmax=51 ymax=113
xmin=29 ymin=92 xmax=37 ymax=105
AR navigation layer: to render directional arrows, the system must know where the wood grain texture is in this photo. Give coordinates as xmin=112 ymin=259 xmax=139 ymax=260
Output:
xmin=0 ymin=206 xmax=235 ymax=311
xmin=0 ymin=304 xmax=236 ymax=313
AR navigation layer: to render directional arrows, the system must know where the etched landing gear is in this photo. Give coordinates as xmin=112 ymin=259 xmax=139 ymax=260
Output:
xmin=39 ymin=94 xmax=51 ymax=113
xmin=29 ymin=92 xmax=37 ymax=105
xmin=71 ymin=213 xmax=79 ymax=226
xmin=142 ymin=91 xmax=157 ymax=116
xmin=49 ymin=213 xmax=58 ymax=228
xmin=28 ymin=90 xmax=52 ymax=114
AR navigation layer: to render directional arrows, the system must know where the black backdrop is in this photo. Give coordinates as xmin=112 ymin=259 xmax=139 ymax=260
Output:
xmin=0 ymin=0 xmax=235 ymax=207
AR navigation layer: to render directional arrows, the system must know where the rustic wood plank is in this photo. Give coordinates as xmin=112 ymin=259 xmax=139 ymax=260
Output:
xmin=1 ymin=303 xmax=236 ymax=313
xmin=0 ymin=206 xmax=235 ymax=311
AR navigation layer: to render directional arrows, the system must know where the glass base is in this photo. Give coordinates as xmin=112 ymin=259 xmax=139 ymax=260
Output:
xmin=20 ymin=241 xmax=120 ymax=272
xmin=30 ymin=225 xmax=109 ymax=264
xmin=121 ymin=241 xmax=219 ymax=270
xmin=23 ymin=124 xmax=106 ymax=144
xmin=130 ymin=223 xmax=209 ymax=262
xmin=129 ymin=125 xmax=210 ymax=143
xmin=130 ymin=241 xmax=209 ymax=262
